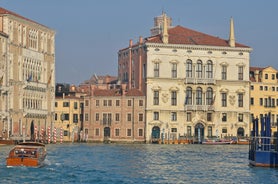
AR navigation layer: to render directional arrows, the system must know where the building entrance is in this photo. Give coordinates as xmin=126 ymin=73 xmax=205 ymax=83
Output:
xmin=194 ymin=123 xmax=204 ymax=143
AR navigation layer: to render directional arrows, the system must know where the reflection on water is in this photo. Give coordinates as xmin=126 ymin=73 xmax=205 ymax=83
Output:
xmin=1 ymin=144 xmax=278 ymax=183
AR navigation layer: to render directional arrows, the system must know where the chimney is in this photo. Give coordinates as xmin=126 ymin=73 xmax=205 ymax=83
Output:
xmin=255 ymin=70 xmax=259 ymax=82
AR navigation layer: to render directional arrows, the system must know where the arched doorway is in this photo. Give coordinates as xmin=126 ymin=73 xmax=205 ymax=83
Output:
xmin=194 ymin=123 xmax=204 ymax=143
xmin=151 ymin=126 xmax=160 ymax=143
xmin=237 ymin=127 xmax=244 ymax=137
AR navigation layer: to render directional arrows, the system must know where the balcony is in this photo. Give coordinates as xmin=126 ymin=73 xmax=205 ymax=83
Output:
xmin=184 ymin=105 xmax=215 ymax=111
xmin=101 ymin=119 xmax=112 ymax=127
xmin=24 ymin=109 xmax=48 ymax=118
xmin=184 ymin=78 xmax=215 ymax=84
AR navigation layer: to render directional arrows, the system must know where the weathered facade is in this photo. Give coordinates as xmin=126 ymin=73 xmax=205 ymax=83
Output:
xmin=118 ymin=13 xmax=252 ymax=143
xmin=0 ymin=7 xmax=55 ymax=141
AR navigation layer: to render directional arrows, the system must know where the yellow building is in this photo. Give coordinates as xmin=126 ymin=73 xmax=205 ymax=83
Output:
xmin=0 ymin=7 xmax=55 ymax=142
xmin=250 ymin=66 xmax=278 ymax=134
xmin=54 ymin=84 xmax=84 ymax=142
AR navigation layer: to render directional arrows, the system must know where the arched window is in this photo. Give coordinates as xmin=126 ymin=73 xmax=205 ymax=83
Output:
xmin=196 ymin=87 xmax=202 ymax=105
xmin=196 ymin=60 xmax=203 ymax=78
xmin=185 ymin=87 xmax=192 ymax=105
xmin=186 ymin=60 xmax=192 ymax=78
xmin=206 ymin=87 xmax=213 ymax=105
xmin=206 ymin=60 xmax=213 ymax=78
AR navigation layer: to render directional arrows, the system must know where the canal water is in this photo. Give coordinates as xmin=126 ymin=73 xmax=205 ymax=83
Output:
xmin=1 ymin=143 xmax=278 ymax=184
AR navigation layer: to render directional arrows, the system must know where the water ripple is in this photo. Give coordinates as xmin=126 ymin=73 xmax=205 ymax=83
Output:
xmin=1 ymin=144 xmax=278 ymax=183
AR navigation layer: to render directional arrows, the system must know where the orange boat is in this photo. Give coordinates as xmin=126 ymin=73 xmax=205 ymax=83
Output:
xmin=6 ymin=142 xmax=47 ymax=167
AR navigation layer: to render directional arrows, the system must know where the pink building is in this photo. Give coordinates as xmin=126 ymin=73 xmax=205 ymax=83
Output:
xmin=82 ymin=85 xmax=145 ymax=143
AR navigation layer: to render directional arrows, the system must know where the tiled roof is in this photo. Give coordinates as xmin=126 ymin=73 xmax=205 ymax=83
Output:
xmin=0 ymin=7 xmax=49 ymax=29
xmin=146 ymin=25 xmax=249 ymax=48
xmin=250 ymin=67 xmax=265 ymax=72
xmin=93 ymin=89 xmax=121 ymax=97
xmin=125 ymin=89 xmax=144 ymax=96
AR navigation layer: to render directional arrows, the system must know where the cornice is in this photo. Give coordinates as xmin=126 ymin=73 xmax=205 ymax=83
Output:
xmin=145 ymin=43 xmax=252 ymax=53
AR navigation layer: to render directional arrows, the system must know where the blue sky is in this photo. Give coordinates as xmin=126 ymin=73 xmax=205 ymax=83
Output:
xmin=1 ymin=0 xmax=278 ymax=85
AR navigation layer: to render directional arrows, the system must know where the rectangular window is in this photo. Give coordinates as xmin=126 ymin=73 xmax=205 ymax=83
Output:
xmin=116 ymin=100 xmax=120 ymax=106
xmin=221 ymin=93 xmax=227 ymax=107
xmin=222 ymin=113 xmax=227 ymax=122
xmin=207 ymin=113 xmax=212 ymax=121
xmin=139 ymin=129 xmax=143 ymax=137
xmin=103 ymin=100 xmax=107 ymax=106
xmin=73 ymin=114 xmax=78 ymax=123
xmin=95 ymin=128 xmax=100 ymax=136
xmin=238 ymin=94 xmax=243 ymax=107
xmin=115 ymin=113 xmax=120 ymax=122
xmin=127 ymin=113 xmax=132 ymax=121
xmin=108 ymin=100 xmax=112 ymax=106
xmin=74 ymin=102 xmax=78 ymax=109
xmin=171 ymin=128 xmax=177 ymax=133
xmin=208 ymin=126 xmax=212 ymax=137
xmin=63 ymin=102 xmax=69 ymax=107
xmin=96 ymin=100 xmax=99 ymax=106
xmin=154 ymin=91 xmax=159 ymax=105
xmin=221 ymin=65 xmax=227 ymax=80
xmin=85 ymin=100 xmax=89 ymax=106
xmin=154 ymin=63 xmax=159 ymax=77
xmin=64 ymin=113 xmax=69 ymax=120
xmin=187 ymin=112 xmax=191 ymax=121
xmin=115 ymin=129 xmax=120 ymax=136
xmin=55 ymin=113 xmax=57 ymax=120
xmin=260 ymin=98 xmax=263 ymax=106
xmin=172 ymin=63 xmax=177 ymax=78
xmin=171 ymin=91 xmax=177 ymax=106
xmin=154 ymin=112 xmax=159 ymax=120
xmin=139 ymin=100 xmax=143 ymax=106
xmin=96 ymin=113 xmax=99 ymax=121
xmin=128 ymin=100 xmax=132 ymax=106
xmin=139 ymin=113 xmax=143 ymax=121
xmin=85 ymin=113 xmax=88 ymax=121
xmin=187 ymin=126 xmax=192 ymax=137
xmin=127 ymin=129 xmax=132 ymax=136
xmin=238 ymin=113 xmax=243 ymax=122
xmin=250 ymin=98 xmax=254 ymax=105
xmin=55 ymin=102 xmax=58 ymax=107
xmin=250 ymin=85 xmax=254 ymax=90
xmin=238 ymin=66 xmax=243 ymax=80
xmin=171 ymin=112 xmax=177 ymax=121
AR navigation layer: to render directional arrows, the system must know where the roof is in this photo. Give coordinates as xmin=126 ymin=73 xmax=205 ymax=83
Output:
xmin=145 ymin=25 xmax=250 ymax=48
xmin=93 ymin=89 xmax=121 ymax=97
xmin=0 ymin=7 xmax=51 ymax=29
xmin=125 ymin=89 xmax=144 ymax=96
xmin=93 ymin=88 xmax=144 ymax=97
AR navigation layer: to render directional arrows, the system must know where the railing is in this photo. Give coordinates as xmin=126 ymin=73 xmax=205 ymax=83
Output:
xmin=184 ymin=105 xmax=214 ymax=111
xmin=249 ymin=136 xmax=278 ymax=152
xmin=184 ymin=78 xmax=216 ymax=84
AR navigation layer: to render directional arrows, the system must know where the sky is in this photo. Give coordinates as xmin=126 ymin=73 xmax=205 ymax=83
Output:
xmin=1 ymin=0 xmax=278 ymax=85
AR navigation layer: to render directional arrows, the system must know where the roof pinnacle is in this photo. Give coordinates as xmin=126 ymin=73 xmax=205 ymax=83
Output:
xmin=229 ymin=17 xmax=235 ymax=47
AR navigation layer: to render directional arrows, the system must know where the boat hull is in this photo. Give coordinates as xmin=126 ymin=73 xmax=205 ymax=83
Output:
xmin=6 ymin=156 xmax=45 ymax=167
xmin=6 ymin=142 xmax=47 ymax=167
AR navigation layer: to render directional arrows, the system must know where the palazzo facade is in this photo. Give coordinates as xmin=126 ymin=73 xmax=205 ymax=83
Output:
xmin=118 ymin=13 xmax=252 ymax=142
xmin=0 ymin=7 xmax=55 ymax=141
